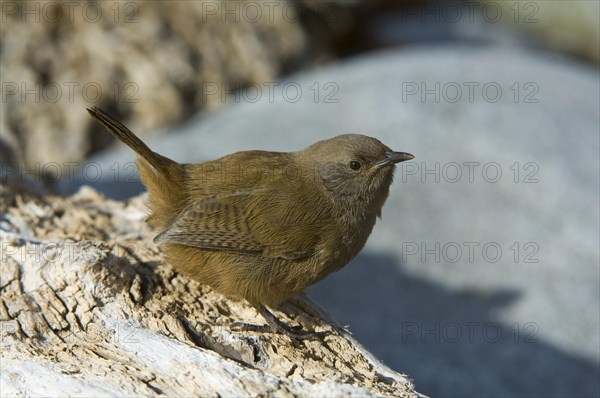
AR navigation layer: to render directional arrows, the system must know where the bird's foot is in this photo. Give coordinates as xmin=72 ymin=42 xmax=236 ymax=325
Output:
xmin=231 ymin=321 xmax=329 ymax=341
xmin=231 ymin=304 xmax=331 ymax=341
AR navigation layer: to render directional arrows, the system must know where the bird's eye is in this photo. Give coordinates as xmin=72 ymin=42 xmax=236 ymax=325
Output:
xmin=349 ymin=160 xmax=362 ymax=170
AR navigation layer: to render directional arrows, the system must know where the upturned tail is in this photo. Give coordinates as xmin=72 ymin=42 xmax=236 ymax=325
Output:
xmin=87 ymin=107 xmax=186 ymax=229
xmin=87 ymin=107 xmax=176 ymax=173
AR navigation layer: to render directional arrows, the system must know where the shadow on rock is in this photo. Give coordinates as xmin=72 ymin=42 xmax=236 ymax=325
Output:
xmin=308 ymin=251 xmax=600 ymax=398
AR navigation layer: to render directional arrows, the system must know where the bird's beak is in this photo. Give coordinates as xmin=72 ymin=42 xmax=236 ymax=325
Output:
xmin=375 ymin=151 xmax=415 ymax=168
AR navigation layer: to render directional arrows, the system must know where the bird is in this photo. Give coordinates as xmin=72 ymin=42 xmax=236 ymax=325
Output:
xmin=87 ymin=107 xmax=414 ymax=338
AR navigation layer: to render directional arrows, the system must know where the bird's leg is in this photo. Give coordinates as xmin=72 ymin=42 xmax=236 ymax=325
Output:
xmin=288 ymin=293 xmax=332 ymax=320
xmin=287 ymin=294 xmax=346 ymax=332
xmin=231 ymin=303 xmax=329 ymax=341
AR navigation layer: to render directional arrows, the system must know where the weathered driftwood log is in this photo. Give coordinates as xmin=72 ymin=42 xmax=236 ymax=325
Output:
xmin=0 ymin=185 xmax=419 ymax=397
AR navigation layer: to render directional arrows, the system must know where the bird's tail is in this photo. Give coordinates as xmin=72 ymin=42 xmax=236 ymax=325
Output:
xmin=87 ymin=107 xmax=186 ymax=230
xmin=87 ymin=107 xmax=175 ymax=174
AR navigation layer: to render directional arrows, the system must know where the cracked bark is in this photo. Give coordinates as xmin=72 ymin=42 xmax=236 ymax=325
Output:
xmin=0 ymin=185 xmax=420 ymax=397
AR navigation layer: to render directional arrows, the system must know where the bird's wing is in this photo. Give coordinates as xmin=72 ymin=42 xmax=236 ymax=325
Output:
xmin=153 ymin=191 xmax=322 ymax=260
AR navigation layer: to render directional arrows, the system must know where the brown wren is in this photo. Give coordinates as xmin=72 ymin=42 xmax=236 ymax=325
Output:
xmin=87 ymin=107 xmax=414 ymax=338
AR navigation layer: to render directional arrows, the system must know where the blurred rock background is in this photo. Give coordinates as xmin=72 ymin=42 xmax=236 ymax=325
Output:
xmin=1 ymin=1 xmax=599 ymax=397
xmin=1 ymin=0 xmax=344 ymax=180
xmin=2 ymin=0 xmax=599 ymax=182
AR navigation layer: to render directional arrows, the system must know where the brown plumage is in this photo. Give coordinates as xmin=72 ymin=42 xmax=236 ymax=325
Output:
xmin=87 ymin=107 xmax=413 ymax=309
